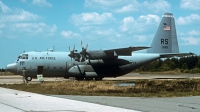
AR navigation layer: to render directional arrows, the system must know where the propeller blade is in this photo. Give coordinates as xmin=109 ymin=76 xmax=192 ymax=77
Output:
xmin=68 ymin=45 xmax=75 ymax=60
xmin=80 ymin=56 xmax=82 ymax=62
xmin=85 ymin=44 xmax=88 ymax=50
xmin=81 ymin=41 xmax=83 ymax=49
xmin=73 ymin=44 xmax=75 ymax=51
xmin=79 ymin=41 xmax=89 ymax=61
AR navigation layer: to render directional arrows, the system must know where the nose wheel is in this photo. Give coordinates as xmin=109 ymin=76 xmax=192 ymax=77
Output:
xmin=26 ymin=76 xmax=32 ymax=81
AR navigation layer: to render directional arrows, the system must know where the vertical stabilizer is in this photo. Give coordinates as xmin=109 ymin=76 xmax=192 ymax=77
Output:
xmin=147 ymin=12 xmax=179 ymax=53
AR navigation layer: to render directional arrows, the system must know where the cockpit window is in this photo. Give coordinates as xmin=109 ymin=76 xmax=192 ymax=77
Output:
xmin=17 ymin=54 xmax=28 ymax=61
xmin=22 ymin=54 xmax=28 ymax=59
xmin=17 ymin=56 xmax=21 ymax=61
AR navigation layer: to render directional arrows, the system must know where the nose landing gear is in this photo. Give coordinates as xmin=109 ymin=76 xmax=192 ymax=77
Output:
xmin=26 ymin=76 xmax=32 ymax=81
xmin=22 ymin=68 xmax=27 ymax=83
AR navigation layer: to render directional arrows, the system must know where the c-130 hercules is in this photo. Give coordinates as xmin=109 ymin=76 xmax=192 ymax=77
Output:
xmin=6 ymin=12 xmax=193 ymax=81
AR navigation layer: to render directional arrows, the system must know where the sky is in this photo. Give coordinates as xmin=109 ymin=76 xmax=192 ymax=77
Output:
xmin=0 ymin=0 xmax=200 ymax=68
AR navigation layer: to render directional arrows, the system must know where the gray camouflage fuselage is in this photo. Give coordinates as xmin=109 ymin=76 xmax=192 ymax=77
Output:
xmin=7 ymin=51 xmax=160 ymax=78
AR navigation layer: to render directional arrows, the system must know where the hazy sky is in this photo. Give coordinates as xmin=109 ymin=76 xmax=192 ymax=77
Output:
xmin=0 ymin=0 xmax=200 ymax=68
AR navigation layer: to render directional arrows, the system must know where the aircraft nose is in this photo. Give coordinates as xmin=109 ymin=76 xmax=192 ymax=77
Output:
xmin=6 ymin=63 xmax=17 ymax=73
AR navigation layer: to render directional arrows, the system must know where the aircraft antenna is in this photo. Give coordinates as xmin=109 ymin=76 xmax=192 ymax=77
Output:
xmin=53 ymin=45 xmax=55 ymax=52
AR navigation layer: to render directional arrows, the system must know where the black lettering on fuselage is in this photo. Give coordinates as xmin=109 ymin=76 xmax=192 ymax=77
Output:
xmin=46 ymin=57 xmax=56 ymax=60
xmin=40 ymin=57 xmax=44 ymax=59
xmin=32 ymin=56 xmax=56 ymax=60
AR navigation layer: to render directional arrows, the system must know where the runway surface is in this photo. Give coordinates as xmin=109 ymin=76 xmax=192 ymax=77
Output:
xmin=1 ymin=73 xmax=200 ymax=84
xmin=1 ymin=73 xmax=200 ymax=112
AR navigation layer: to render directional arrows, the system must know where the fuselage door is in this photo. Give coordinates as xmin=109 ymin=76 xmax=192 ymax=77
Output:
xmin=37 ymin=66 xmax=44 ymax=74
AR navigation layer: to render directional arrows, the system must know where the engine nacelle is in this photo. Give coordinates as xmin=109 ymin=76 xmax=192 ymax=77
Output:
xmin=85 ymin=60 xmax=104 ymax=65
xmin=85 ymin=72 xmax=98 ymax=77
xmin=87 ymin=50 xmax=107 ymax=59
xmin=68 ymin=65 xmax=96 ymax=77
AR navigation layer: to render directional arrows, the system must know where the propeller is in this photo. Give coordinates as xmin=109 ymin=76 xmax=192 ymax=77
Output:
xmin=68 ymin=44 xmax=76 ymax=60
xmin=80 ymin=41 xmax=88 ymax=62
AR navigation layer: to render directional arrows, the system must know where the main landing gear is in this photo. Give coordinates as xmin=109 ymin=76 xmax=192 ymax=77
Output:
xmin=75 ymin=77 xmax=103 ymax=81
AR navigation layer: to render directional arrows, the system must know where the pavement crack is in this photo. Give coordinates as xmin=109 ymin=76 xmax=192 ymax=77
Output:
xmin=178 ymin=105 xmax=196 ymax=109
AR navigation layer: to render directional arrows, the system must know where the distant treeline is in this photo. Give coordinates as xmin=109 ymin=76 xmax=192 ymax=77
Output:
xmin=0 ymin=68 xmax=5 ymax=72
xmin=137 ymin=55 xmax=200 ymax=73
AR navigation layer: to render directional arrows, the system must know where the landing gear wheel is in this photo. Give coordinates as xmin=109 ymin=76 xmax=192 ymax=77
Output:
xmin=26 ymin=76 xmax=32 ymax=81
xmin=75 ymin=77 xmax=84 ymax=81
xmin=85 ymin=78 xmax=93 ymax=80
xmin=95 ymin=77 xmax=103 ymax=81
xmin=64 ymin=76 xmax=69 ymax=79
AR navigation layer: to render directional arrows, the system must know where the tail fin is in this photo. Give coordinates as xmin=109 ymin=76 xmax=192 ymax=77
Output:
xmin=147 ymin=12 xmax=179 ymax=53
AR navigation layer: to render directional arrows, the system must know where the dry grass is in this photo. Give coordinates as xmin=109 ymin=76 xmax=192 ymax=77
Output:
xmin=138 ymin=70 xmax=183 ymax=75
xmin=1 ymin=79 xmax=200 ymax=97
xmin=0 ymin=72 xmax=14 ymax=76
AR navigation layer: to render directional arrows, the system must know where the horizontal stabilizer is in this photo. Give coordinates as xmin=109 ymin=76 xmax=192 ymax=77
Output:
xmin=105 ymin=46 xmax=150 ymax=56
xmin=159 ymin=52 xmax=195 ymax=58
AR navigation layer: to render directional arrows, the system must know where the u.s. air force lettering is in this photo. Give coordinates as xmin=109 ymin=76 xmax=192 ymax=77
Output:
xmin=32 ymin=57 xmax=56 ymax=60
xmin=161 ymin=38 xmax=168 ymax=49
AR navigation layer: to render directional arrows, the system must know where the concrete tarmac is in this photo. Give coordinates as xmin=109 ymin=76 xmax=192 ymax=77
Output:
xmin=0 ymin=75 xmax=70 ymax=84
xmin=53 ymin=95 xmax=200 ymax=112
xmin=0 ymin=73 xmax=200 ymax=84
xmin=0 ymin=87 xmax=135 ymax=112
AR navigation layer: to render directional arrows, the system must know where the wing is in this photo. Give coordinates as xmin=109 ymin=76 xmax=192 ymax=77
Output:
xmin=86 ymin=46 xmax=150 ymax=59
xmin=104 ymin=46 xmax=150 ymax=56
xmin=159 ymin=52 xmax=195 ymax=58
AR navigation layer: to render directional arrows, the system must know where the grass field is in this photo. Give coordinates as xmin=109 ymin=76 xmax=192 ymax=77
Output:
xmin=1 ymin=79 xmax=200 ymax=97
xmin=0 ymin=72 xmax=14 ymax=76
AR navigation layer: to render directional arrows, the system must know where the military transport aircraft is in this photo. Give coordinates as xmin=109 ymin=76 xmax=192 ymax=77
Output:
xmin=6 ymin=12 xmax=193 ymax=81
